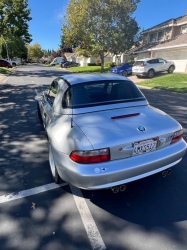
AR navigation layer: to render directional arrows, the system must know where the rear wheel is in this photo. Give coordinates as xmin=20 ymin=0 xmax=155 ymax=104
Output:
xmin=148 ymin=69 xmax=155 ymax=78
xmin=49 ymin=144 xmax=63 ymax=184
xmin=37 ymin=102 xmax=43 ymax=122
xmin=12 ymin=63 xmax=16 ymax=67
xmin=123 ymin=71 xmax=128 ymax=77
xmin=168 ymin=65 xmax=175 ymax=74
xmin=5 ymin=66 xmax=9 ymax=68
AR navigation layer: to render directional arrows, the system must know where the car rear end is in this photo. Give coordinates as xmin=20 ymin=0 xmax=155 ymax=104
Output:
xmin=132 ymin=60 xmax=149 ymax=76
xmin=51 ymin=76 xmax=187 ymax=190
xmin=6 ymin=61 xmax=12 ymax=68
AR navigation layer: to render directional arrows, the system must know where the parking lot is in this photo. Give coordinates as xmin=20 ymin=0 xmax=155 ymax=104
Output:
xmin=0 ymin=65 xmax=187 ymax=250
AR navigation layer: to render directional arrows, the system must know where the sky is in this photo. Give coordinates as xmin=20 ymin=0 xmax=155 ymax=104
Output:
xmin=28 ymin=0 xmax=187 ymax=51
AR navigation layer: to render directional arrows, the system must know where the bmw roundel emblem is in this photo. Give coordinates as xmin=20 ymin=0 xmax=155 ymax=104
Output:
xmin=138 ymin=126 xmax=146 ymax=132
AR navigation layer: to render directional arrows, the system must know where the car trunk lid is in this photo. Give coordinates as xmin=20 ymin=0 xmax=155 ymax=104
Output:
xmin=73 ymin=105 xmax=181 ymax=160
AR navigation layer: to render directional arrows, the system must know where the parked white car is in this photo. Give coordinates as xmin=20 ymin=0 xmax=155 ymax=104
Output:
xmin=132 ymin=58 xmax=175 ymax=78
xmin=50 ymin=57 xmax=64 ymax=66
xmin=6 ymin=59 xmax=20 ymax=67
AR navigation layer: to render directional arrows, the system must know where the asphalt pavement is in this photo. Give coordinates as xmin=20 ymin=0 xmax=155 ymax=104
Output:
xmin=0 ymin=65 xmax=187 ymax=250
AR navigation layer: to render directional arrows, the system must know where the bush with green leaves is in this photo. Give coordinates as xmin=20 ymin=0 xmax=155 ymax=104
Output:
xmin=104 ymin=61 xmax=116 ymax=68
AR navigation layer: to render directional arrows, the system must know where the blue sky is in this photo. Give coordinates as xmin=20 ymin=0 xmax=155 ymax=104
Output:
xmin=28 ymin=0 xmax=187 ymax=51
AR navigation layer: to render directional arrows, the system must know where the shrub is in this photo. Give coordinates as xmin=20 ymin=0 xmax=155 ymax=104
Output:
xmin=87 ymin=63 xmax=101 ymax=66
xmin=104 ymin=61 xmax=116 ymax=68
xmin=95 ymin=59 xmax=100 ymax=66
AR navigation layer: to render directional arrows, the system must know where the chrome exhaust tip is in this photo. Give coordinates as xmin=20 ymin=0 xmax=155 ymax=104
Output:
xmin=120 ymin=185 xmax=126 ymax=192
xmin=167 ymin=169 xmax=172 ymax=175
xmin=162 ymin=171 xmax=167 ymax=177
xmin=111 ymin=186 xmax=120 ymax=193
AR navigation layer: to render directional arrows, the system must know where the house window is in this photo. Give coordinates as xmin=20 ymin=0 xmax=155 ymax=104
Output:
xmin=158 ymin=31 xmax=165 ymax=41
xmin=181 ymin=25 xmax=187 ymax=34
xmin=150 ymin=31 xmax=165 ymax=43
xmin=150 ymin=33 xmax=157 ymax=43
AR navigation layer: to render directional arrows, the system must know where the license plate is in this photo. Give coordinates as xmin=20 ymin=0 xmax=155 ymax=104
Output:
xmin=133 ymin=139 xmax=157 ymax=155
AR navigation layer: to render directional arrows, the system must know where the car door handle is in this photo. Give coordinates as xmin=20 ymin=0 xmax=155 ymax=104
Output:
xmin=44 ymin=112 xmax=47 ymax=118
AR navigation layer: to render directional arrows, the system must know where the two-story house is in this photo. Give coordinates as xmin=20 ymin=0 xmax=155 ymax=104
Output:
xmin=133 ymin=14 xmax=187 ymax=73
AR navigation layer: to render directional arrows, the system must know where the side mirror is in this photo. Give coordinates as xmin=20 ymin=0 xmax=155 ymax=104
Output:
xmin=35 ymin=95 xmax=43 ymax=101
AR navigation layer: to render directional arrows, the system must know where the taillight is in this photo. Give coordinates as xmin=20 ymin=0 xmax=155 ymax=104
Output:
xmin=70 ymin=148 xmax=110 ymax=164
xmin=171 ymin=129 xmax=183 ymax=144
xmin=139 ymin=63 xmax=147 ymax=67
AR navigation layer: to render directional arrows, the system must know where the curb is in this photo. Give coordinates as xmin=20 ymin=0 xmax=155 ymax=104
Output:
xmin=137 ymin=84 xmax=187 ymax=97
xmin=0 ymin=67 xmax=17 ymax=83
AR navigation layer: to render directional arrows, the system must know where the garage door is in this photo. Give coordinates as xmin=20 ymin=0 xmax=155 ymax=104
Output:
xmin=155 ymin=48 xmax=187 ymax=72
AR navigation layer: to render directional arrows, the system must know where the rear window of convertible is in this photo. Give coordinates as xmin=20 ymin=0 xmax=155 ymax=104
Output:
xmin=62 ymin=80 xmax=145 ymax=108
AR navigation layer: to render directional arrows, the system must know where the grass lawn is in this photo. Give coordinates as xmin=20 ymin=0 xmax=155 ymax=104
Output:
xmin=0 ymin=67 xmax=12 ymax=74
xmin=66 ymin=66 xmax=110 ymax=73
xmin=54 ymin=65 xmax=61 ymax=68
xmin=45 ymin=63 xmax=51 ymax=67
xmin=138 ymin=73 xmax=187 ymax=94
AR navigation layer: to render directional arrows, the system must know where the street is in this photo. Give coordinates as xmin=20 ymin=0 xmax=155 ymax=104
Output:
xmin=0 ymin=65 xmax=187 ymax=250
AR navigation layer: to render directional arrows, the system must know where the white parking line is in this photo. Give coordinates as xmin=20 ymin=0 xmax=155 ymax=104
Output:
xmin=0 ymin=182 xmax=106 ymax=249
xmin=0 ymin=183 xmax=68 ymax=204
xmin=70 ymin=185 xmax=106 ymax=250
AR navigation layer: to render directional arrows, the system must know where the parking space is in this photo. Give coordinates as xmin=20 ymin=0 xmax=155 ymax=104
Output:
xmin=1 ymin=65 xmax=187 ymax=250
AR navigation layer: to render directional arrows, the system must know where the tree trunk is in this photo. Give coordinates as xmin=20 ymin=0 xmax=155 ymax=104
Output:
xmin=100 ymin=52 xmax=104 ymax=72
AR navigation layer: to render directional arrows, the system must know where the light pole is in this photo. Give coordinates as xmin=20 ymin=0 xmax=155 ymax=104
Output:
xmin=1 ymin=36 xmax=9 ymax=60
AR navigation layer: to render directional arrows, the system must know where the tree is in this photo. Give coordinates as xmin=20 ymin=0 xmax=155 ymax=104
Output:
xmin=0 ymin=0 xmax=32 ymax=43
xmin=27 ymin=43 xmax=43 ymax=61
xmin=62 ymin=0 xmax=140 ymax=71
xmin=0 ymin=39 xmax=7 ymax=58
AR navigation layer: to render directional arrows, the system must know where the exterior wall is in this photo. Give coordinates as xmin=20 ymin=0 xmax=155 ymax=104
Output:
xmin=143 ymin=33 xmax=148 ymax=45
xmin=138 ymin=52 xmax=150 ymax=59
xmin=154 ymin=48 xmax=187 ymax=72
xmin=172 ymin=26 xmax=182 ymax=37
xmin=164 ymin=27 xmax=172 ymax=40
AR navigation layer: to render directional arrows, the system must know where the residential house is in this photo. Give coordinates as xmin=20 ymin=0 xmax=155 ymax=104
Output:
xmin=65 ymin=52 xmax=113 ymax=66
xmin=132 ymin=14 xmax=187 ymax=72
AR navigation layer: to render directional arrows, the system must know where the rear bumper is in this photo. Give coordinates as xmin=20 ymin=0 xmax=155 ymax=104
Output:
xmin=132 ymin=71 xmax=147 ymax=76
xmin=53 ymin=139 xmax=187 ymax=190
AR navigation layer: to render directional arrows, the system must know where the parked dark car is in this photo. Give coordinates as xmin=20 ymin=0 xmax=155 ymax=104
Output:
xmin=111 ymin=62 xmax=134 ymax=77
xmin=59 ymin=61 xmax=68 ymax=68
xmin=0 ymin=59 xmax=12 ymax=68
xmin=63 ymin=61 xmax=80 ymax=68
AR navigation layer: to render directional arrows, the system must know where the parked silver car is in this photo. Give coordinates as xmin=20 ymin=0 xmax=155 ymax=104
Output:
xmin=132 ymin=58 xmax=175 ymax=78
xmin=35 ymin=74 xmax=186 ymax=190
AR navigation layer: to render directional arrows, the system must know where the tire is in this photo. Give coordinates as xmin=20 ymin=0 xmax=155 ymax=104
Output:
xmin=148 ymin=69 xmax=155 ymax=78
xmin=137 ymin=75 xmax=141 ymax=78
xmin=37 ymin=102 xmax=43 ymax=122
xmin=54 ymin=166 xmax=61 ymax=184
xmin=49 ymin=144 xmax=62 ymax=184
xmin=5 ymin=66 xmax=9 ymax=68
xmin=12 ymin=63 xmax=16 ymax=67
xmin=123 ymin=71 xmax=128 ymax=77
xmin=168 ymin=65 xmax=175 ymax=74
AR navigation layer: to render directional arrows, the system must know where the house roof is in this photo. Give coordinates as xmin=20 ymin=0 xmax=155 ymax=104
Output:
xmin=65 ymin=53 xmax=77 ymax=58
xmin=142 ymin=14 xmax=187 ymax=33
xmin=152 ymin=32 xmax=187 ymax=50
xmin=134 ymin=33 xmax=187 ymax=53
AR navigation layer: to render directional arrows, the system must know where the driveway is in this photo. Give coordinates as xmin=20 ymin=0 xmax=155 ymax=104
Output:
xmin=0 ymin=65 xmax=187 ymax=250
xmin=128 ymin=72 xmax=169 ymax=83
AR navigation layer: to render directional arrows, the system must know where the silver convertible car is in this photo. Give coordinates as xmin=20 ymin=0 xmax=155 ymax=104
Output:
xmin=35 ymin=74 xmax=187 ymax=191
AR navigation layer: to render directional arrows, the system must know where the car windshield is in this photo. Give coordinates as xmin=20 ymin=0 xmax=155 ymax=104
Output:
xmin=62 ymin=80 xmax=145 ymax=108
xmin=134 ymin=61 xmax=145 ymax=66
